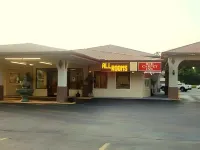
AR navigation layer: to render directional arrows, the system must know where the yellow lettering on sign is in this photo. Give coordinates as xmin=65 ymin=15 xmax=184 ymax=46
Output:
xmin=101 ymin=63 xmax=128 ymax=72
xmin=108 ymin=63 xmax=111 ymax=68
xmin=102 ymin=63 xmax=106 ymax=69
xmin=124 ymin=65 xmax=128 ymax=71
xmin=111 ymin=65 xmax=115 ymax=71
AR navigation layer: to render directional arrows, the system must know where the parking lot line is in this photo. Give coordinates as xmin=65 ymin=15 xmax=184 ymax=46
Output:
xmin=0 ymin=138 xmax=8 ymax=141
xmin=99 ymin=143 xmax=110 ymax=150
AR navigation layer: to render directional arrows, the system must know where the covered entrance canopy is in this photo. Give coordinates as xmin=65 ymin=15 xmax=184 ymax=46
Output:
xmin=162 ymin=41 xmax=200 ymax=99
xmin=0 ymin=43 xmax=99 ymax=101
xmin=0 ymin=43 xmax=99 ymax=66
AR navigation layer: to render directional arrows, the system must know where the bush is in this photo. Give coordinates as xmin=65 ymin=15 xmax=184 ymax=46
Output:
xmin=192 ymin=85 xmax=197 ymax=88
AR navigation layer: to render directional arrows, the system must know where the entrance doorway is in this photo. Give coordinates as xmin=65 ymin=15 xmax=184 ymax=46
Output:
xmin=47 ymin=69 xmax=58 ymax=97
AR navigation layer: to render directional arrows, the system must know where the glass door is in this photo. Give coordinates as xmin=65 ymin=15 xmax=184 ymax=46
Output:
xmin=47 ymin=70 xmax=58 ymax=97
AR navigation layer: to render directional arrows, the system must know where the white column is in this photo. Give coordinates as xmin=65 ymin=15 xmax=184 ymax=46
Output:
xmin=0 ymin=72 xmax=3 ymax=100
xmin=157 ymin=74 xmax=161 ymax=92
xmin=168 ymin=57 xmax=183 ymax=99
xmin=0 ymin=72 xmax=3 ymax=85
xmin=57 ymin=61 xmax=68 ymax=87
xmin=56 ymin=60 xmax=68 ymax=102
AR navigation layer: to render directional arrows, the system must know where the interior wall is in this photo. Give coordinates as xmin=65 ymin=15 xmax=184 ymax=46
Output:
xmin=4 ymin=64 xmax=33 ymax=96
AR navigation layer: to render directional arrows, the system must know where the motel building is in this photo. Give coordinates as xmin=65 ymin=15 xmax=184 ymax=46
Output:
xmin=0 ymin=43 xmax=162 ymax=102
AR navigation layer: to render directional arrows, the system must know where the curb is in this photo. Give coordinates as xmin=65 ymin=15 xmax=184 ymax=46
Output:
xmin=0 ymin=101 xmax=76 ymax=106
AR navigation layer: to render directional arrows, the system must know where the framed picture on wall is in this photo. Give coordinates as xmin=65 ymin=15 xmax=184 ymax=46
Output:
xmin=9 ymin=72 xmax=20 ymax=84
xmin=36 ymin=69 xmax=47 ymax=89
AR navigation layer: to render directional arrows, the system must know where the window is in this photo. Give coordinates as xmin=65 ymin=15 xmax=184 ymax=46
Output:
xmin=94 ymin=71 xmax=107 ymax=88
xmin=116 ymin=72 xmax=130 ymax=89
xmin=68 ymin=68 xmax=83 ymax=89
xmin=36 ymin=69 xmax=47 ymax=89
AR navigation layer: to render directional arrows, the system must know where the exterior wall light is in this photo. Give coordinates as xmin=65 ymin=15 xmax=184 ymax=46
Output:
xmin=172 ymin=70 xmax=175 ymax=75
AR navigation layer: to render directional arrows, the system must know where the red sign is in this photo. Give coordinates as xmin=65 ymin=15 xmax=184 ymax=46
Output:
xmin=138 ymin=62 xmax=161 ymax=72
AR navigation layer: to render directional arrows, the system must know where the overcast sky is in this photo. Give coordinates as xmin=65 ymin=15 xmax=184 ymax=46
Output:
xmin=0 ymin=0 xmax=199 ymax=53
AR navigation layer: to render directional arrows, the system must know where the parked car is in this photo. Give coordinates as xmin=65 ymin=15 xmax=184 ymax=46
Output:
xmin=196 ymin=85 xmax=200 ymax=89
xmin=187 ymin=84 xmax=192 ymax=90
xmin=178 ymin=83 xmax=190 ymax=92
xmin=182 ymin=83 xmax=192 ymax=90
xmin=160 ymin=83 xmax=165 ymax=91
xmin=160 ymin=81 xmax=189 ymax=92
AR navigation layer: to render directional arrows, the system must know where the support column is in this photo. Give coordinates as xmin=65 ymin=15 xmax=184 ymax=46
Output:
xmin=57 ymin=60 xmax=68 ymax=102
xmin=165 ymin=68 xmax=169 ymax=95
xmin=0 ymin=72 xmax=3 ymax=100
xmin=168 ymin=57 xmax=183 ymax=100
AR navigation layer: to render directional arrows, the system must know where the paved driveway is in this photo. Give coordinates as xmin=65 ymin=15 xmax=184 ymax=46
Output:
xmin=0 ymin=100 xmax=200 ymax=150
xmin=180 ymin=88 xmax=200 ymax=102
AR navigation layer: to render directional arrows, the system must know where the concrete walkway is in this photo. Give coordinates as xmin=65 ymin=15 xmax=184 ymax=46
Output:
xmin=0 ymin=98 xmax=76 ymax=105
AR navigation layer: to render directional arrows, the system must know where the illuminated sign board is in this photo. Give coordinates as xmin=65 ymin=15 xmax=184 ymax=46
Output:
xmin=101 ymin=62 xmax=130 ymax=72
xmin=138 ymin=62 xmax=161 ymax=72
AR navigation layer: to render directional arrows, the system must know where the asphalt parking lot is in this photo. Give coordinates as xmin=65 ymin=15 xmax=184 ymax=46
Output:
xmin=180 ymin=88 xmax=200 ymax=102
xmin=0 ymin=99 xmax=200 ymax=150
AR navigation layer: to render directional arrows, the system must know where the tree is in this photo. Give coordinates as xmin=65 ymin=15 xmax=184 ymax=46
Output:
xmin=178 ymin=66 xmax=200 ymax=84
xmin=154 ymin=52 xmax=161 ymax=56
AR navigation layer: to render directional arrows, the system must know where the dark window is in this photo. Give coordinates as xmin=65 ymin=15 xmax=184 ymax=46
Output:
xmin=68 ymin=68 xmax=83 ymax=89
xmin=94 ymin=71 xmax=107 ymax=88
xmin=116 ymin=72 xmax=130 ymax=89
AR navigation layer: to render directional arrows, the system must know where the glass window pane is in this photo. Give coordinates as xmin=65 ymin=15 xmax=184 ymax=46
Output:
xmin=68 ymin=68 xmax=83 ymax=89
xmin=116 ymin=72 xmax=130 ymax=89
xmin=94 ymin=71 xmax=107 ymax=88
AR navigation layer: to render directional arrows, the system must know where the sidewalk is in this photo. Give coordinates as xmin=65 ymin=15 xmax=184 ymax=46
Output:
xmin=0 ymin=98 xmax=76 ymax=105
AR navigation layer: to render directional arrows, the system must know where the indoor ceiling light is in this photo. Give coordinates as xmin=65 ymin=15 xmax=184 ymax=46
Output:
xmin=22 ymin=58 xmax=40 ymax=60
xmin=5 ymin=58 xmax=40 ymax=60
xmin=11 ymin=61 xmax=26 ymax=65
xmin=39 ymin=62 xmax=52 ymax=65
xmin=5 ymin=58 xmax=22 ymax=60
xmin=29 ymin=64 xmax=34 ymax=66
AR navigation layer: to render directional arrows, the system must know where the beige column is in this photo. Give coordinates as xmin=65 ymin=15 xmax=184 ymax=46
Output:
xmin=56 ymin=60 xmax=68 ymax=102
xmin=156 ymin=74 xmax=161 ymax=93
xmin=0 ymin=72 xmax=3 ymax=100
xmin=168 ymin=57 xmax=183 ymax=100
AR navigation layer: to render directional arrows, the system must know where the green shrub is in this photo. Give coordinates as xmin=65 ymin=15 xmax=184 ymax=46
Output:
xmin=192 ymin=85 xmax=197 ymax=88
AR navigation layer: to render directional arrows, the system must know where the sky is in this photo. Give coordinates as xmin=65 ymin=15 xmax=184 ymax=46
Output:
xmin=0 ymin=0 xmax=200 ymax=53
